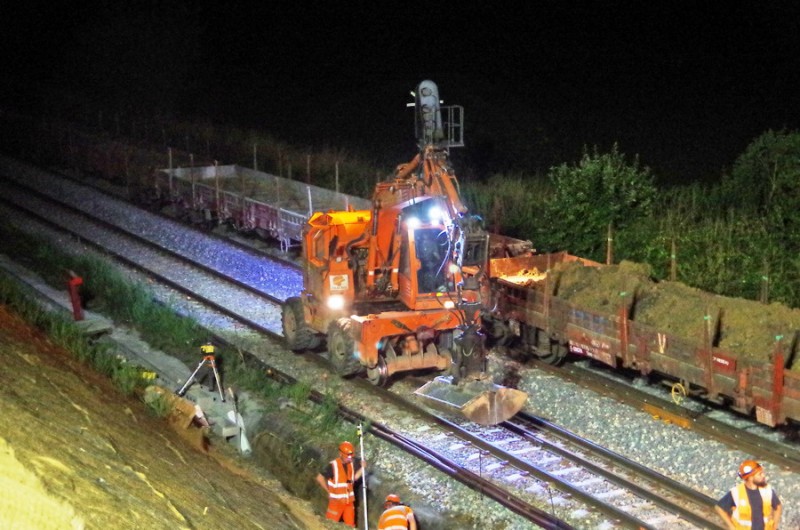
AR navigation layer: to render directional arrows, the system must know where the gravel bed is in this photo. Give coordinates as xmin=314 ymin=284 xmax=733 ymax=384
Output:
xmin=2 ymin=156 xmax=799 ymax=528
xmin=511 ymin=361 xmax=800 ymax=527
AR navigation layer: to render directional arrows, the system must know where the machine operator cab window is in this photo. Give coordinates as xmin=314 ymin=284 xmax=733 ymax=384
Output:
xmin=413 ymin=227 xmax=450 ymax=294
xmin=312 ymin=230 xmax=327 ymax=263
xmin=398 ymin=200 xmax=456 ymax=303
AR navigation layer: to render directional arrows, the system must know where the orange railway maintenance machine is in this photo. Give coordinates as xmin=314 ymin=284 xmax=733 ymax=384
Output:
xmin=282 ymin=80 xmax=527 ymax=424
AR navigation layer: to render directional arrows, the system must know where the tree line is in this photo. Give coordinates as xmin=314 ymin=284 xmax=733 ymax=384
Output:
xmin=461 ymin=131 xmax=800 ymax=307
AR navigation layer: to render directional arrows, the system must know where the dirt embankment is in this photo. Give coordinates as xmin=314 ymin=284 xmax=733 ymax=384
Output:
xmin=0 ymin=304 xmax=329 ymax=530
xmin=541 ymin=260 xmax=800 ymax=371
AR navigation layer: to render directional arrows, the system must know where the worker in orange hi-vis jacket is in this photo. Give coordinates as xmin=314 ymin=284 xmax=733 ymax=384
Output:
xmin=377 ymin=494 xmax=417 ymax=530
xmin=315 ymin=441 xmax=366 ymax=527
xmin=715 ymin=460 xmax=782 ymax=530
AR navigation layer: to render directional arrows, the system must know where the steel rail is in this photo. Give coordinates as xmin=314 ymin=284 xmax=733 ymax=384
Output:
xmin=0 ymin=190 xmax=285 ymax=339
xmin=510 ymin=412 xmax=721 ymax=529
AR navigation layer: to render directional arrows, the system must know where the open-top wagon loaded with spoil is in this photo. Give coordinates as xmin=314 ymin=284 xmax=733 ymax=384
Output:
xmin=480 ymin=254 xmax=800 ymax=427
xmin=282 ymin=80 xmax=528 ymax=425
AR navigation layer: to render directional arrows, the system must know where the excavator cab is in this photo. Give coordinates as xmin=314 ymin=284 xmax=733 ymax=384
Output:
xmin=395 ymin=199 xmax=463 ymax=310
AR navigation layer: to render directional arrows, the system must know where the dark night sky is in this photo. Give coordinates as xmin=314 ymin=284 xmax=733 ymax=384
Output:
xmin=3 ymin=2 xmax=800 ymax=184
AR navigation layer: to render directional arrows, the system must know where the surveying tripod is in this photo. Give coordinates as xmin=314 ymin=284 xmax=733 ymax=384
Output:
xmin=176 ymin=354 xmax=225 ymax=402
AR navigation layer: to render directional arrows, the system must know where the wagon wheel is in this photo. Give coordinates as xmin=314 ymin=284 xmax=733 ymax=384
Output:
xmin=671 ymin=382 xmax=687 ymax=405
xmin=537 ymin=338 xmax=567 ymax=365
xmin=282 ymin=297 xmax=321 ymax=351
xmin=366 ymin=357 xmax=389 ymax=387
xmin=327 ymin=318 xmax=363 ymax=377
xmin=484 ymin=317 xmax=514 ymax=347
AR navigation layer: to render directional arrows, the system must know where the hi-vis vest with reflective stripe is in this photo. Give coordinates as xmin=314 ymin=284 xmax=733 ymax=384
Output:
xmin=731 ymin=483 xmax=775 ymax=529
xmin=326 ymin=458 xmax=355 ymax=504
xmin=378 ymin=505 xmax=413 ymax=530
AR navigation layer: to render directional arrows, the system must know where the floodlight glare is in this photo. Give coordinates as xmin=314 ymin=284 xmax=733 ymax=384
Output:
xmin=327 ymin=294 xmax=345 ymax=310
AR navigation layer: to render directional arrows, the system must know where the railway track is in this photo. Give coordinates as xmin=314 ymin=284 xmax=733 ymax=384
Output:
xmin=0 ymin=159 xmax=790 ymax=528
xmin=405 ymin=411 xmax=719 ymax=529
xmin=366 ymin=374 xmax=723 ymax=529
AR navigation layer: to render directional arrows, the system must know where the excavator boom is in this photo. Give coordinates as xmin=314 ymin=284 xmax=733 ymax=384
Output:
xmin=403 ymin=80 xmax=527 ymax=423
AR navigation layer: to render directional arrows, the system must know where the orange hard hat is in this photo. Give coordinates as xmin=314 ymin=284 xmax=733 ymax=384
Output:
xmin=738 ymin=460 xmax=763 ymax=479
xmin=339 ymin=441 xmax=354 ymax=455
xmin=385 ymin=494 xmax=401 ymax=504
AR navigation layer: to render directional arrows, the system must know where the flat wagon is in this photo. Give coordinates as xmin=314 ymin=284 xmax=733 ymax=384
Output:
xmin=156 ymin=165 xmax=370 ymax=250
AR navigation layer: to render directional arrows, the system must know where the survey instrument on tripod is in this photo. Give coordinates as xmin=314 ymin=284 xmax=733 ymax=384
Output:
xmin=175 ymin=343 xmax=225 ymax=402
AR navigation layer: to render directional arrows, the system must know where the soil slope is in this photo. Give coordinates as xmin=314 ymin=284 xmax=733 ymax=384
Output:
xmin=0 ymin=304 xmax=328 ymax=530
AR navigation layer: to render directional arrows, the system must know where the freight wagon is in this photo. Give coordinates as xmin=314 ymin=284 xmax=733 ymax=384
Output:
xmin=480 ymin=252 xmax=800 ymax=427
xmin=156 ymin=165 xmax=371 ymax=251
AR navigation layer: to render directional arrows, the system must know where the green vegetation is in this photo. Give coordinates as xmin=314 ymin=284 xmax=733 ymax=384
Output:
xmin=0 ymin=221 xmax=203 ymax=360
xmin=143 ymin=391 xmax=172 ymax=418
xmin=537 ymin=143 xmax=657 ymax=258
xmin=460 ymin=172 xmax=551 ymax=239
xmin=616 ymin=129 xmax=800 ymax=305
xmin=460 ymin=131 xmax=800 ymax=308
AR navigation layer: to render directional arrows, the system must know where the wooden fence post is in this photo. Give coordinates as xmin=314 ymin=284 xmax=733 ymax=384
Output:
xmin=670 ymin=238 xmax=677 ymax=281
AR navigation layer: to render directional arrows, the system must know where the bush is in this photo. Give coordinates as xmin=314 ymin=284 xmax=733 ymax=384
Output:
xmin=540 ymin=143 xmax=656 ymax=260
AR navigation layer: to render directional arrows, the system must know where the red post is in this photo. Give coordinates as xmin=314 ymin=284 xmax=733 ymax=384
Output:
xmin=618 ymin=303 xmax=629 ymax=367
xmin=703 ymin=313 xmax=716 ymax=398
xmin=67 ymin=272 xmax=84 ymax=321
xmin=772 ymin=341 xmax=785 ymax=424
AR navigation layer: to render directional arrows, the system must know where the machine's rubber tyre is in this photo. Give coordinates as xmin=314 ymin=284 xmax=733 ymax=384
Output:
xmin=327 ymin=318 xmax=363 ymax=376
xmin=282 ymin=297 xmax=321 ymax=351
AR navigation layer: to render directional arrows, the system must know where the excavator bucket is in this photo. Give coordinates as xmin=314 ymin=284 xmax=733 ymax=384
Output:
xmin=414 ymin=376 xmax=528 ymax=425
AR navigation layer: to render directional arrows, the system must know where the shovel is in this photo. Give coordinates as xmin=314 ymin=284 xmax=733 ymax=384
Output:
xmin=226 ymin=387 xmax=252 ymax=455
